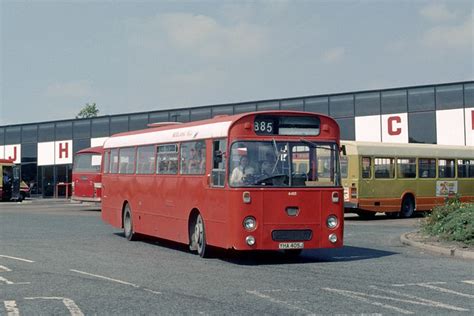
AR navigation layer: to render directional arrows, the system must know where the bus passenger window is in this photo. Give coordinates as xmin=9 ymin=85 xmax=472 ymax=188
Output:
xmin=136 ymin=146 xmax=156 ymax=174
xmin=438 ymin=159 xmax=455 ymax=178
xmin=340 ymin=156 xmax=348 ymax=178
xmin=157 ymin=144 xmax=178 ymax=175
xmin=119 ymin=147 xmax=136 ymax=174
xmin=361 ymin=157 xmax=371 ymax=178
xmin=397 ymin=158 xmax=416 ymax=178
xmin=110 ymin=149 xmax=119 ymax=174
xmin=458 ymin=159 xmax=474 ymax=178
xmin=419 ymin=158 xmax=436 ymax=178
xmin=374 ymin=158 xmax=394 ymax=178
xmin=181 ymin=141 xmax=206 ymax=175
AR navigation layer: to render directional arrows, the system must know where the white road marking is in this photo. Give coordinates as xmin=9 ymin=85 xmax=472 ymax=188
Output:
xmin=70 ymin=269 xmax=139 ymax=288
xmin=462 ymin=280 xmax=474 ymax=285
xmin=25 ymin=297 xmax=84 ymax=316
xmin=3 ymin=300 xmax=19 ymax=316
xmin=323 ymin=288 xmax=414 ymax=315
xmin=246 ymin=290 xmax=315 ymax=314
xmin=0 ymin=255 xmax=34 ymax=263
xmin=143 ymin=288 xmax=162 ymax=295
xmin=0 ymin=265 xmax=12 ymax=272
xmin=369 ymin=286 xmax=469 ymax=312
xmin=70 ymin=269 xmax=162 ymax=295
xmin=416 ymin=283 xmax=474 ymax=298
xmin=391 ymin=282 xmax=446 ymax=287
xmin=0 ymin=276 xmax=30 ymax=285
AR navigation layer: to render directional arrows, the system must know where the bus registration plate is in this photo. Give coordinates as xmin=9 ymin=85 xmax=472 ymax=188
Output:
xmin=278 ymin=242 xmax=304 ymax=249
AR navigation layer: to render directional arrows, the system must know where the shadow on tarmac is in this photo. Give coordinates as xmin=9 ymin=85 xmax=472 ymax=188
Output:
xmin=113 ymin=232 xmax=397 ymax=265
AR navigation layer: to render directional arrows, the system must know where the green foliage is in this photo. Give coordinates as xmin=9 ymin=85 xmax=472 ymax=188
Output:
xmin=422 ymin=197 xmax=474 ymax=245
xmin=76 ymin=103 xmax=99 ymax=119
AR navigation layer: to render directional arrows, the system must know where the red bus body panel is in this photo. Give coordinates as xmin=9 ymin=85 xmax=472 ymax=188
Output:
xmin=101 ymin=111 xmax=344 ymax=252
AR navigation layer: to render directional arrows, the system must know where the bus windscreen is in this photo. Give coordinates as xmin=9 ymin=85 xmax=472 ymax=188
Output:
xmin=73 ymin=154 xmax=102 ymax=173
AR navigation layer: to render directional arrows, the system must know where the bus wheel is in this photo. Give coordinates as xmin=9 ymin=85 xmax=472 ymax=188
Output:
xmin=191 ymin=214 xmax=209 ymax=258
xmin=123 ymin=204 xmax=137 ymax=241
xmin=400 ymin=196 xmax=415 ymax=218
xmin=356 ymin=210 xmax=376 ymax=220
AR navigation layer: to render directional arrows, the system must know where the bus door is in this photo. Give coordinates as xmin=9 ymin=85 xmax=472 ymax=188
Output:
xmin=207 ymin=139 xmax=228 ymax=223
xmin=11 ymin=165 xmax=21 ymax=201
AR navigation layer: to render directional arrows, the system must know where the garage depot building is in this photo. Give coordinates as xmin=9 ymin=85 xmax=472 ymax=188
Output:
xmin=1 ymin=81 xmax=473 ymax=197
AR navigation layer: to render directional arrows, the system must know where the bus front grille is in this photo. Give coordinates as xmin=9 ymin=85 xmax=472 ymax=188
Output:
xmin=271 ymin=230 xmax=313 ymax=241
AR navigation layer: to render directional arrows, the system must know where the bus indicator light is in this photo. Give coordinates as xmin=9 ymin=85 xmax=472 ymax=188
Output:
xmin=242 ymin=191 xmax=251 ymax=204
xmin=246 ymin=236 xmax=256 ymax=246
xmin=329 ymin=234 xmax=338 ymax=243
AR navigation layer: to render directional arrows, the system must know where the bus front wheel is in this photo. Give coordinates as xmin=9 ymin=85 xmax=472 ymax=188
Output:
xmin=400 ymin=196 xmax=415 ymax=218
xmin=190 ymin=214 xmax=209 ymax=258
xmin=123 ymin=204 xmax=137 ymax=241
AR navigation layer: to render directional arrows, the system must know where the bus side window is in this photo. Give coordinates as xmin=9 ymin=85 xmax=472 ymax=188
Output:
xmin=211 ymin=139 xmax=227 ymax=187
xmin=361 ymin=157 xmax=371 ymax=178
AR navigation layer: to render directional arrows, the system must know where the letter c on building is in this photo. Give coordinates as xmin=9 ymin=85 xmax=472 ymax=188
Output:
xmin=388 ymin=116 xmax=402 ymax=136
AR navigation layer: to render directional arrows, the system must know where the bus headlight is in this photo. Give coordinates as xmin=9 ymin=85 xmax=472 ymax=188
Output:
xmin=329 ymin=233 xmax=338 ymax=243
xmin=243 ymin=216 xmax=256 ymax=231
xmin=246 ymin=236 xmax=256 ymax=246
xmin=326 ymin=215 xmax=338 ymax=229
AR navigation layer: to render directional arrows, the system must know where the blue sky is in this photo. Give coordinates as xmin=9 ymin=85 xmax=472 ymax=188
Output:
xmin=1 ymin=0 xmax=472 ymax=126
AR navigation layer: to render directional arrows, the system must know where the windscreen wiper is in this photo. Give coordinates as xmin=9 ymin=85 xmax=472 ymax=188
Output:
xmin=300 ymin=138 xmax=337 ymax=151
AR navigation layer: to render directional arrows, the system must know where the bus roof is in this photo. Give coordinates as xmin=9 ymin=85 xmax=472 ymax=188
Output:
xmin=75 ymin=146 xmax=104 ymax=155
xmin=342 ymin=141 xmax=474 ymax=159
xmin=104 ymin=111 xmax=333 ymax=149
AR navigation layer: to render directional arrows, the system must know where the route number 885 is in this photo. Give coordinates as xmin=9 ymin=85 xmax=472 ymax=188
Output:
xmin=254 ymin=121 xmax=273 ymax=133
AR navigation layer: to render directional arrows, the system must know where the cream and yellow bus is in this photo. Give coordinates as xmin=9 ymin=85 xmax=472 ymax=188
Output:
xmin=341 ymin=141 xmax=474 ymax=219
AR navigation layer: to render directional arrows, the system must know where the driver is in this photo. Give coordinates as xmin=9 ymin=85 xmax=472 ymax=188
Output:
xmin=230 ymin=156 xmax=255 ymax=186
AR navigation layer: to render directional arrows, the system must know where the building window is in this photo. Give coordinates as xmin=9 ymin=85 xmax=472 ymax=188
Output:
xmin=190 ymin=108 xmax=212 ymax=121
xmin=408 ymin=111 xmax=436 ymax=144
xmin=458 ymin=159 xmax=474 ymax=178
xmin=170 ymin=110 xmax=190 ymax=123
xmin=355 ymin=92 xmax=380 ymax=116
xmin=382 ymin=90 xmax=407 ymax=114
xmin=465 ymin=83 xmax=474 ymax=107
xmin=136 ymin=145 xmax=156 ymax=174
xmin=0 ymin=128 xmax=4 ymax=145
xmin=374 ymin=158 xmax=395 ymax=178
xmin=110 ymin=116 xmax=129 ymax=134
xmin=419 ymin=158 xmax=436 ymax=178
xmin=119 ymin=147 xmax=136 ymax=174
xmin=157 ymin=144 xmax=178 ymax=174
xmin=91 ymin=117 xmax=110 ymax=137
xmin=234 ymin=103 xmax=257 ymax=114
xmin=38 ymin=123 xmax=55 ymax=142
xmin=335 ymin=117 xmax=355 ymax=140
xmin=5 ymin=126 xmax=21 ymax=144
xmin=305 ymin=97 xmax=329 ymax=115
xmin=73 ymin=139 xmax=91 ymax=154
xmin=329 ymin=95 xmax=354 ymax=118
xmin=438 ymin=159 xmax=455 ymax=178
xmin=212 ymin=106 xmax=234 ymax=117
xmin=408 ymin=87 xmax=435 ymax=112
xmin=149 ymin=112 xmax=170 ymax=124
xmin=397 ymin=158 xmax=416 ymax=178
xmin=129 ymin=114 xmax=149 ymax=131
xmin=73 ymin=120 xmax=91 ymax=139
xmin=436 ymin=84 xmax=463 ymax=110
xmin=56 ymin=121 xmax=73 ymax=140
xmin=281 ymin=99 xmax=304 ymax=111
xmin=21 ymin=125 xmax=38 ymax=143
xmin=257 ymin=101 xmax=279 ymax=111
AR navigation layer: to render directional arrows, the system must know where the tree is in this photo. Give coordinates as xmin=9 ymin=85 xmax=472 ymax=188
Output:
xmin=76 ymin=103 xmax=99 ymax=119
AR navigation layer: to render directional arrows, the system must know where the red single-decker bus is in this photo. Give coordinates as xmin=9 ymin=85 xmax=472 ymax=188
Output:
xmin=72 ymin=146 xmax=104 ymax=203
xmin=101 ymin=111 xmax=344 ymax=257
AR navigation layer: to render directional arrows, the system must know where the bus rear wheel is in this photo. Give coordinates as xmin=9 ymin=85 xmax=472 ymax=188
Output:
xmin=190 ymin=214 xmax=209 ymax=258
xmin=123 ymin=204 xmax=137 ymax=241
xmin=400 ymin=196 xmax=415 ymax=218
